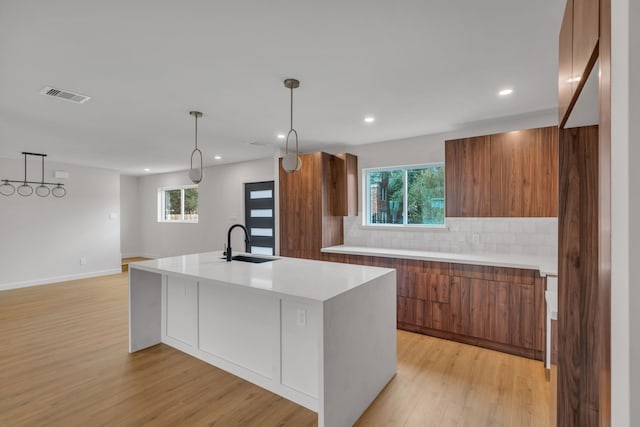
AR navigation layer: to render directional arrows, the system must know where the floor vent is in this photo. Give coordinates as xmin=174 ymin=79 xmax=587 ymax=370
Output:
xmin=40 ymin=86 xmax=91 ymax=104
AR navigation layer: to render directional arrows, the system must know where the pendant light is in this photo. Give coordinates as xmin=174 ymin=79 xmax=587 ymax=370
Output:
xmin=282 ymin=78 xmax=302 ymax=173
xmin=0 ymin=152 xmax=66 ymax=197
xmin=188 ymin=111 xmax=204 ymax=184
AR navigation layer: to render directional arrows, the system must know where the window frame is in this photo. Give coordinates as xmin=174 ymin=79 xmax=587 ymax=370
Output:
xmin=362 ymin=162 xmax=446 ymax=229
xmin=157 ymin=184 xmax=199 ymax=223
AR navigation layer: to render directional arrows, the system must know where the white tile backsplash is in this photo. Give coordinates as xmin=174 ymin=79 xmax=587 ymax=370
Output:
xmin=343 ymin=217 xmax=558 ymax=256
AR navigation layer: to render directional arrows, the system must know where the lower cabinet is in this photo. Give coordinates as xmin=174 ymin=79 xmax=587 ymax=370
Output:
xmin=331 ymin=253 xmax=545 ymax=360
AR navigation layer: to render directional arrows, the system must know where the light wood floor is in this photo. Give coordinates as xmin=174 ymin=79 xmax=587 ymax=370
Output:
xmin=0 ymin=273 xmax=550 ymax=426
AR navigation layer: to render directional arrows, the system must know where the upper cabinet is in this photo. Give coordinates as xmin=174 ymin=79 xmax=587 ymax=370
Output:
xmin=445 ymin=136 xmax=491 ymax=217
xmin=559 ymin=0 xmax=600 ymax=127
xmin=446 ymin=126 xmax=558 ymax=218
xmin=279 ymin=152 xmax=357 ymax=260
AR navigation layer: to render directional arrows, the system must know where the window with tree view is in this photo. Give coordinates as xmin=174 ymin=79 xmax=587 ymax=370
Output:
xmin=158 ymin=185 xmax=198 ymax=222
xmin=365 ymin=164 xmax=444 ymax=226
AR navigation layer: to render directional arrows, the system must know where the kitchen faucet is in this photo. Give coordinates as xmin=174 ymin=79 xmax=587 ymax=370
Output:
xmin=226 ymin=224 xmax=251 ymax=261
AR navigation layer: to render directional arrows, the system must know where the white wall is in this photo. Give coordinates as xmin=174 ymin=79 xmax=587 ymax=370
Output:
xmin=120 ymin=175 xmax=141 ymax=258
xmin=137 ymin=157 xmax=274 ymax=258
xmin=336 ymin=109 xmax=559 ymax=256
xmin=611 ymin=0 xmax=637 ymax=425
xmin=0 ymin=158 xmax=121 ymax=290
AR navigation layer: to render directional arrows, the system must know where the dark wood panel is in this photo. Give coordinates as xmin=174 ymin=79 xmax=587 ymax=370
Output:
xmin=573 ymin=0 xmax=599 ymax=94
xmin=558 ymin=125 xmax=600 ymax=426
xmin=449 ymin=263 xmax=535 ymax=285
xmin=445 ymin=136 xmax=491 ymax=217
xmin=559 ymin=0 xmax=574 ymax=126
xmin=599 ymin=0 xmax=612 ymax=423
xmin=429 ymin=302 xmax=451 ymax=332
xmin=335 ymin=153 xmax=358 ymax=216
xmin=450 ymin=276 xmax=471 ymax=336
xmin=279 ymin=153 xmax=323 ymax=258
xmin=279 ymin=152 xmax=357 ymax=260
xmin=510 ymin=283 xmax=536 ymax=349
xmin=489 ymin=127 xmax=559 ymax=217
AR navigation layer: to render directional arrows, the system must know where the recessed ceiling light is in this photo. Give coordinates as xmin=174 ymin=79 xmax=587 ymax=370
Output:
xmin=214 ymin=155 xmax=222 ymax=160
xmin=277 ymin=134 xmax=286 ymax=139
xmin=498 ymin=88 xmax=513 ymax=96
xmin=143 ymin=168 xmax=150 ymax=172
xmin=364 ymin=116 xmax=375 ymax=123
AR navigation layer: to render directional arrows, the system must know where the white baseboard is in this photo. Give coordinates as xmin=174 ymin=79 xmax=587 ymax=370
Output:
xmin=0 ymin=268 xmax=123 ymax=292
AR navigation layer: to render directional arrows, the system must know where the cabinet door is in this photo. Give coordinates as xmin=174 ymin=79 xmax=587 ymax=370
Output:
xmin=510 ymin=283 xmax=536 ymax=349
xmin=450 ymin=277 xmax=471 ymax=336
xmin=490 ymin=127 xmax=558 ymax=217
xmin=166 ymin=276 xmax=198 ymax=346
xmin=445 ymin=136 xmax=491 ymax=217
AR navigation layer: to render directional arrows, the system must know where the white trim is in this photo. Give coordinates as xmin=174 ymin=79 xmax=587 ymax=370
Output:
xmin=0 ymin=268 xmax=123 ymax=291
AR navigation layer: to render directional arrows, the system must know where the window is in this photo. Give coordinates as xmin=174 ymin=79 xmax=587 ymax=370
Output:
xmin=365 ymin=163 xmax=445 ymax=226
xmin=158 ymin=185 xmax=198 ymax=222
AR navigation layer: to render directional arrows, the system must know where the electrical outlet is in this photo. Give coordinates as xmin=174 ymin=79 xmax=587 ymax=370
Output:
xmin=471 ymin=233 xmax=480 ymax=245
xmin=296 ymin=309 xmax=307 ymax=327
xmin=80 ymin=257 xmax=87 ymax=265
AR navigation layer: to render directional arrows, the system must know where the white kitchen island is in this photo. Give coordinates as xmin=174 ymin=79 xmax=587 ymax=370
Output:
xmin=128 ymin=251 xmax=396 ymax=427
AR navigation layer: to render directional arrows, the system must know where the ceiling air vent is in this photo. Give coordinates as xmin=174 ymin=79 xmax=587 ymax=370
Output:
xmin=40 ymin=86 xmax=91 ymax=104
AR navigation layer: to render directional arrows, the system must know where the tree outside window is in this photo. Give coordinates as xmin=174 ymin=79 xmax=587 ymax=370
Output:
xmin=366 ymin=164 xmax=444 ymax=226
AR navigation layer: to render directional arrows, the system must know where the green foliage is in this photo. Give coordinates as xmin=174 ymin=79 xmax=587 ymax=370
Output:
xmin=367 ymin=165 xmax=445 ymax=225
xmin=407 ymin=166 xmax=444 ymax=225
xmin=184 ymin=188 xmax=198 ymax=214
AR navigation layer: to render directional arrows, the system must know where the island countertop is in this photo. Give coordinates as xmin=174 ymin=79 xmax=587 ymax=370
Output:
xmin=130 ymin=251 xmax=395 ymax=302
xmin=321 ymin=245 xmax=558 ymax=276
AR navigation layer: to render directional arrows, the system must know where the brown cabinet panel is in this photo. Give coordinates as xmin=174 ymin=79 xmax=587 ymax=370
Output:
xmin=450 ymin=277 xmax=471 ymax=336
xmin=559 ymin=0 xmax=574 ymax=126
xmin=449 ymin=263 xmax=535 ymax=285
xmin=429 ymin=302 xmax=451 ymax=332
xmin=279 ymin=152 xmax=357 ymax=260
xmin=427 ymin=273 xmax=450 ymax=303
xmin=490 ymin=127 xmax=558 ymax=217
xmin=335 ymin=153 xmax=358 ymax=216
xmin=558 ymin=126 xmax=600 ymax=426
xmin=572 ymin=0 xmax=599 ymax=92
xmin=510 ymin=283 xmax=536 ymax=349
xmin=445 ymin=136 xmax=491 ymax=217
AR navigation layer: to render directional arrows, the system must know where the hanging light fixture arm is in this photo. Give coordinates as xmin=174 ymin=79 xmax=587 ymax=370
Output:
xmin=2 ymin=153 xmax=63 ymax=185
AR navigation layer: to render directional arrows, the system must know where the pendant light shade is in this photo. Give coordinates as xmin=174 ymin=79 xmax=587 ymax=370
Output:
xmin=282 ymin=78 xmax=302 ymax=173
xmin=189 ymin=111 xmax=204 ymax=184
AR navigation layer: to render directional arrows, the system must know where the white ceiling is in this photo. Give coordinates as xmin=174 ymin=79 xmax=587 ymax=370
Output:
xmin=0 ymin=0 xmax=563 ymax=175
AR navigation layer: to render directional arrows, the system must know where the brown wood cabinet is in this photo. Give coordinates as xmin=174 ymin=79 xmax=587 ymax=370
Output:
xmin=445 ymin=126 xmax=558 ymax=218
xmin=490 ymin=127 xmax=559 ymax=217
xmin=445 ymin=136 xmax=491 ymax=217
xmin=559 ymin=0 xmax=600 ymax=127
xmin=326 ymin=252 xmax=545 ymax=360
xmin=279 ymin=152 xmax=357 ymax=260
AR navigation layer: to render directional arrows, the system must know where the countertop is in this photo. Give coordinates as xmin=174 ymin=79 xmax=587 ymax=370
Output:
xmin=130 ymin=251 xmax=394 ymax=302
xmin=321 ymin=245 xmax=558 ymax=276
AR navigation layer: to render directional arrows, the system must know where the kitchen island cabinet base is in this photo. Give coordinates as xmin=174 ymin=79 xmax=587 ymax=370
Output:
xmin=129 ymin=263 xmax=396 ymax=427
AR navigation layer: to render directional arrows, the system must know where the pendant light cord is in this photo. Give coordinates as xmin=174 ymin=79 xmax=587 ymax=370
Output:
xmin=194 ymin=114 xmax=198 ymax=150
xmin=290 ymin=85 xmax=294 ymax=132
xmin=23 ymin=154 xmax=27 ymax=183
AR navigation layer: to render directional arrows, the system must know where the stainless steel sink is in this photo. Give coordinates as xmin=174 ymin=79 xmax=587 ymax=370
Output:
xmin=222 ymin=255 xmax=276 ymax=263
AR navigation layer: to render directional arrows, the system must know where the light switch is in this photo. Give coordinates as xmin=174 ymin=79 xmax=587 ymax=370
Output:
xmin=296 ymin=308 xmax=307 ymax=327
